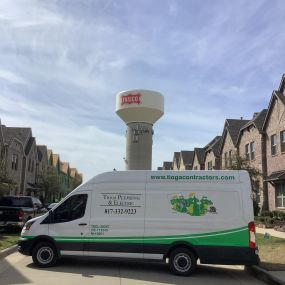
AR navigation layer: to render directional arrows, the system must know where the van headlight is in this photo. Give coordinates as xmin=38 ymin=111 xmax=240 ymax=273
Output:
xmin=23 ymin=220 xmax=35 ymax=231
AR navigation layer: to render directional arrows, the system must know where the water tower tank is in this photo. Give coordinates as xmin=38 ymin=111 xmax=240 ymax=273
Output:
xmin=116 ymin=90 xmax=164 ymax=170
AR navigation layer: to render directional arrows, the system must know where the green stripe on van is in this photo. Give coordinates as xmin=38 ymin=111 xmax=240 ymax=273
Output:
xmin=22 ymin=226 xmax=249 ymax=247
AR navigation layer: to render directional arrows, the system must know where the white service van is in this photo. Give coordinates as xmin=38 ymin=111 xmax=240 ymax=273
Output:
xmin=18 ymin=170 xmax=259 ymax=275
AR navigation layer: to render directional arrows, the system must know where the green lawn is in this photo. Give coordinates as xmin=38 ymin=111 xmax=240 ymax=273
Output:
xmin=0 ymin=232 xmax=19 ymax=251
xmin=256 ymin=233 xmax=285 ymax=271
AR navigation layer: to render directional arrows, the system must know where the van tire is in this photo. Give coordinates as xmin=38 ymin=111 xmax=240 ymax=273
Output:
xmin=32 ymin=242 xmax=58 ymax=267
xmin=169 ymin=248 xmax=197 ymax=276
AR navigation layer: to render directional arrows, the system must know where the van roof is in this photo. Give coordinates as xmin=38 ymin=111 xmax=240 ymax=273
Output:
xmin=72 ymin=170 xmax=248 ymax=193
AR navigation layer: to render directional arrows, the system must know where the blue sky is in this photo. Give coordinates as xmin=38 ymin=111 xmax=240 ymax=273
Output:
xmin=0 ymin=0 xmax=284 ymax=180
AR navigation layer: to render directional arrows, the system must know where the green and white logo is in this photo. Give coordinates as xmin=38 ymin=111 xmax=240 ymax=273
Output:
xmin=170 ymin=193 xmax=217 ymax=216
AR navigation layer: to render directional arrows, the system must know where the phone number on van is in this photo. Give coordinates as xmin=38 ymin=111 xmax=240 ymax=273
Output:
xmin=104 ymin=208 xmax=137 ymax=215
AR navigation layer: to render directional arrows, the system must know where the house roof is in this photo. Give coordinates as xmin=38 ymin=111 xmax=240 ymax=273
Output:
xmin=37 ymin=145 xmax=47 ymax=162
xmin=278 ymin=73 xmax=285 ymax=93
xmin=204 ymin=136 xmax=222 ymax=156
xmin=24 ymin=136 xmax=36 ymax=155
xmin=219 ymin=119 xmax=249 ymax=154
xmin=163 ymin=161 xmax=173 ymax=170
xmin=60 ymin=162 xmax=69 ymax=174
xmin=194 ymin=148 xmax=205 ymax=165
xmin=2 ymin=126 xmax=31 ymax=145
xmin=226 ymin=119 xmax=250 ymax=145
xmin=262 ymin=90 xmax=285 ymax=131
xmin=180 ymin=151 xmax=194 ymax=167
xmin=265 ymin=170 xmax=285 ymax=182
xmin=241 ymin=109 xmax=268 ymax=132
xmin=173 ymin=152 xmax=180 ymax=167
xmin=70 ymin=168 xmax=78 ymax=178
xmin=236 ymin=109 xmax=268 ymax=145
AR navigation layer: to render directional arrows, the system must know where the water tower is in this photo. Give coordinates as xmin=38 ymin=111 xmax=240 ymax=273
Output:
xmin=116 ymin=90 xmax=164 ymax=170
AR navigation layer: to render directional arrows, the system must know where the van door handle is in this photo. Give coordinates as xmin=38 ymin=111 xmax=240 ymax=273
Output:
xmin=78 ymin=223 xmax=87 ymax=226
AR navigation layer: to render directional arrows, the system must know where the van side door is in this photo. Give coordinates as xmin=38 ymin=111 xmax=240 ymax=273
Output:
xmin=86 ymin=183 xmax=145 ymax=259
xmin=48 ymin=191 xmax=91 ymax=257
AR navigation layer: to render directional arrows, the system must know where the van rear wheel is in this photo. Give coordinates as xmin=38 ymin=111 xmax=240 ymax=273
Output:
xmin=32 ymin=242 xmax=58 ymax=267
xmin=169 ymin=248 xmax=197 ymax=276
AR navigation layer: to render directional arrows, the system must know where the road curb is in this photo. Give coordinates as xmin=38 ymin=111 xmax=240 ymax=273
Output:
xmin=245 ymin=265 xmax=285 ymax=285
xmin=0 ymin=245 xmax=17 ymax=259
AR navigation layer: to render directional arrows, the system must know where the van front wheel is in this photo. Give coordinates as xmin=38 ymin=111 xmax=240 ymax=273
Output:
xmin=169 ymin=248 xmax=197 ymax=276
xmin=32 ymin=242 xmax=58 ymax=267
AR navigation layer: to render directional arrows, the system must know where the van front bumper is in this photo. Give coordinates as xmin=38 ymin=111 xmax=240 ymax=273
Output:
xmin=18 ymin=238 xmax=32 ymax=256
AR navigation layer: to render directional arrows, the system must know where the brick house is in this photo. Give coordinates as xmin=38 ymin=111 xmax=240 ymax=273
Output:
xmin=0 ymin=120 xmax=4 ymax=156
xmin=24 ymin=136 xmax=38 ymax=195
xmin=36 ymin=145 xmax=48 ymax=178
xmin=192 ymin=148 xmax=205 ymax=170
xmin=219 ymin=119 xmax=249 ymax=169
xmin=172 ymin=152 xmax=180 ymax=170
xmin=70 ymin=168 xmax=79 ymax=189
xmin=60 ymin=162 xmax=70 ymax=197
xmin=263 ymin=76 xmax=285 ymax=211
xmin=0 ymin=125 xmax=27 ymax=195
xmin=236 ymin=109 xmax=268 ymax=209
xmin=163 ymin=161 xmax=173 ymax=170
xmin=178 ymin=151 xmax=194 ymax=170
xmin=204 ymin=136 xmax=222 ymax=170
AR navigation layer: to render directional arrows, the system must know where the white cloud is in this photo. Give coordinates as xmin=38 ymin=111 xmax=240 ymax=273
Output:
xmin=0 ymin=69 xmax=28 ymax=85
xmin=0 ymin=0 xmax=284 ymax=179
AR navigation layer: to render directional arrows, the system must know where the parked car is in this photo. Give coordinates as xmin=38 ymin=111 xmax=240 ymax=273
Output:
xmin=0 ymin=196 xmax=47 ymax=229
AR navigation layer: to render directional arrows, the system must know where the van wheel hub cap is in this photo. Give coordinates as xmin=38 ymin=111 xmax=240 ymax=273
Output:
xmin=174 ymin=253 xmax=191 ymax=272
xmin=37 ymin=247 xmax=53 ymax=264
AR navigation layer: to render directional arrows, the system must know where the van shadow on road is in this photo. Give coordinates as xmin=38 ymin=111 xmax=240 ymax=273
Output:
xmin=0 ymin=258 xmax=31 ymax=285
xmin=26 ymin=257 xmax=257 ymax=285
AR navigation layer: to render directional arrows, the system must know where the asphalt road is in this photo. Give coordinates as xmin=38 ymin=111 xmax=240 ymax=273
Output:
xmin=0 ymin=252 xmax=266 ymax=285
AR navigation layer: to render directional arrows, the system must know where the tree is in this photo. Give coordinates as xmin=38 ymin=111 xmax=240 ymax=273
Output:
xmin=0 ymin=159 xmax=16 ymax=196
xmin=226 ymin=153 xmax=262 ymax=215
xmin=37 ymin=173 xmax=61 ymax=204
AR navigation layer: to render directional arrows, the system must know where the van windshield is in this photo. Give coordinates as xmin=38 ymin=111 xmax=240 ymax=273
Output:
xmin=0 ymin=197 xmax=33 ymax=207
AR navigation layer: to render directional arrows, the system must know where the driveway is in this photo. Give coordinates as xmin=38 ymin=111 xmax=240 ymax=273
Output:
xmin=0 ymin=252 xmax=266 ymax=285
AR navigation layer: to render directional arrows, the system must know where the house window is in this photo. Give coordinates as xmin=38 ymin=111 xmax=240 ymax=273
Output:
xmin=208 ymin=161 xmax=212 ymax=170
xmin=281 ymin=130 xmax=285 ymax=153
xmin=271 ymin=134 xmax=277 ymax=155
xmin=11 ymin=154 xmax=18 ymax=170
xmin=245 ymin=144 xmax=250 ymax=160
xmin=0 ymin=148 xmax=5 ymax=160
xmin=276 ymin=183 xmax=285 ymax=208
xmin=224 ymin=152 xmax=228 ymax=168
xmin=28 ymin=159 xmax=31 ymax=171
xmin=250 ymin=142 xmax=255 ymax=160
xmin=245 ymin=142 xmax=255 ymax=160
xmin=229 ymin=150 xmax=232 ymax=166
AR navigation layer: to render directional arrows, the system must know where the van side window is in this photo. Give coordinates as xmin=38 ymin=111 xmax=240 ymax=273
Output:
xmin=53 ymin=194 xmax=87 ymax=223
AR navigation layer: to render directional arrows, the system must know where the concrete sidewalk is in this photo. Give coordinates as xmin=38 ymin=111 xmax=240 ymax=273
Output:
xmin=256 ymin=227 xmax=285 ymax=239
